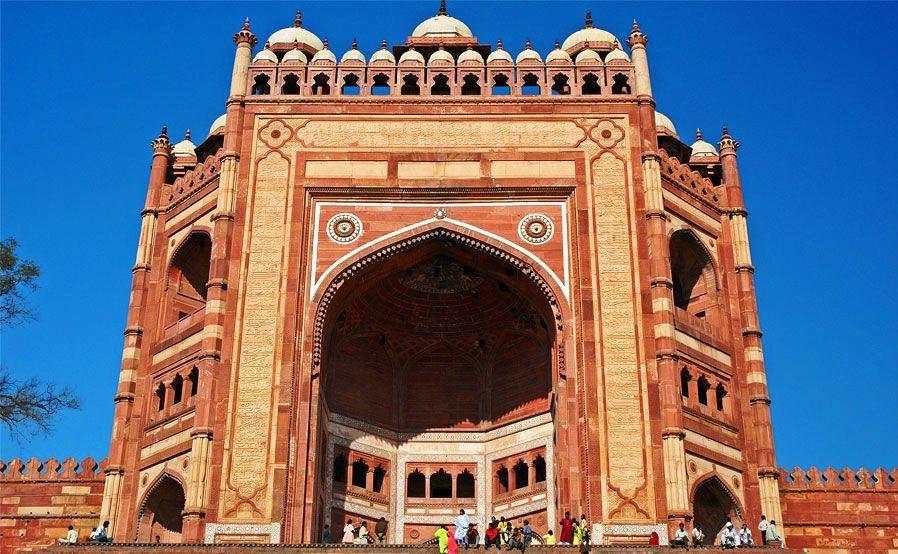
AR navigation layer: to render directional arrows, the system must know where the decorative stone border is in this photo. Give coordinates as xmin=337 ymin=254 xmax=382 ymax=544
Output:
xmin=204 ymin=522 xmax=281 ymax=544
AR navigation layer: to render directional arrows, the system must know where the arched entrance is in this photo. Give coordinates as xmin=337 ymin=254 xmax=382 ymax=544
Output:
xmin=313 ymin=229 xmax=566 ymax=542
xmin=692 ymin=476 xmax=741 ymax=545
xmin=136 ymin=474 xmax=185 ymax=543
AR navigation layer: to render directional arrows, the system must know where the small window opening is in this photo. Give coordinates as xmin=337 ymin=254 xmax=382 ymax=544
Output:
xmin=341 ymin=74 xmax=361 ymax=95
xmin=521 ymin=73 xmax=541 ymax=95
xmin=281 ymin=73 xmax=301 ymax=95
xmin=171 ymin=374 xmax=183 ymax=405
xmin=611 ymin=73 xmax=631 ymax=94
xmin=697 ymin=376 xmax=710 ymax=406
xmin=407 ymin=469 xmax=426 ymax=498
xmin=371 ymin=73 xmax=391 ymax=95
xmin=351 ymin=459 xmax=369 ymax=488
xmin=311 ymin=73 xmax=331 ymax=95
xmin=491 ymin=74 xmax=511 ymax=95
xmin=252 ymin=74 xmax=271 ymax=95
xmin=582 ymin=73 xmax=601 ymax=95
xmin=496 ymin=466 xmax=509 ymax=494
xmin=156 ymin=384 xmax=166 ymax=412
xmin=430 ymin=469 xmax=452 ymax=498
xmin=430 ymin=73 xmax=451 ymax=95
xmin=551 ymin=73 xmax=570 ymax=95
xmin=461 ymin=74 xmax=481 ymax=95
xmin=372 ymin=465 xmax=387 ymax=493
xmin=188 ymin=367 xmax=198 ymax=397
xmin=715 ymin=384 xmax=727 ymax=412
xmin=680 ymin=368 xmax=691 ymax=398
xmin=534 ymin=455 xmax=546 ymax=483
xmin=333 ymin=453 xmax=348 ymax=483
xmin=401 ymin=74 xmax=420 ymax=95
xmin=513 ymin=460 xmax=529 ymax=489
xmin=457 ymin=469 xmax=475 ymax=498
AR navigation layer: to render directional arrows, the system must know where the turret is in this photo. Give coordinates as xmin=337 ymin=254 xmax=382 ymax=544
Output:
xmin=627 ymin=20 xmax=652 ymax=98
xmin=231 ymin=18 xmax=257 ymax=97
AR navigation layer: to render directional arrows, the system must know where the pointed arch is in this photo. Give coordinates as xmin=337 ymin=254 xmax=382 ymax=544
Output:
xmin=669 ymin=228 xmax=720 ymax=319
xmin=690 ymin=473 xmax=744 ymax=545
xmin=135 ymin=471 xmax=186 ymax=543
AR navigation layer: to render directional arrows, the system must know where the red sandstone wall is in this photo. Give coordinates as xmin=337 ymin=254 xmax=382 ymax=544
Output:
xmin=0 ymin=457 xmax=106 ymax=553
xmin=779 ymin=466 xmax=898 ymax=552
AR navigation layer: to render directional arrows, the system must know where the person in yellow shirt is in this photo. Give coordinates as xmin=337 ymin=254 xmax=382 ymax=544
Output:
xmin=434 ymin=524 xmax=449 ymax=554
xmin=543 ymin=529 xmax=557 ymax=545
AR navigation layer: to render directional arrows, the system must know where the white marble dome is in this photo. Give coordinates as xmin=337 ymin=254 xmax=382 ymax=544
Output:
xmin=428 ymin=48 xmax=455 ymax=64
xmin=282 ymin=46 xmax=308 ymax=63
xmin=311 ymin=42 xmax=337 ymax=64
xmin=399 ymin=48 xmax=425 ymax=64
xmin=515 ymin=42 xmax=542 ymax=64
xmin=412 ymin=15 xmax=473 ymax=38
xmin=172 ymin=133 xmax=196 ymax=157
xmin=562 ymin=11 xmax=620 ymax=52
xmin=370 ymin=41 xmax=396 ymax=64
xmin=604 ymin=47 xmax=631 ymax=63
xmin=267 ymin=12 xmax=324 ymax=51
xmin=487 ymin=43 xmax=513 ymax=64
xmin=654 ymin=111 xmax=678 ymax=137
xmin=208 ymin=113 xmax=226 ymax=136
xmin=691 ymin=131 xmax=719 ymax=157
xmin=575 ymin=49 xmax=603 ymax=64
xmin=546 ymin=44 xmax=572 ymax=63
xmin=457 ymin=47 xmax=484 ymax=64
xmin=253 ymin=44 xmax=278 ymax=63
xmin=341 ymin=43 xmax=366 ymax=63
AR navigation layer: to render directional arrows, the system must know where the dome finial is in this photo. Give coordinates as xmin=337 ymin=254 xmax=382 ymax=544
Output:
xmin=497 ymin=39 xmax=503 ymax=50
xmin=160 ymin=125 xmax=168 ymax=138
xmin=185 ymin=129 xmax=191 ymax=141
xmin=721 ymin=125 xmax=730 ymax=138
xmin=555 ymin=40 xmax=561 ymax=49
xmin=585 ymin=9 xmax=594 ymax=29
xmin=323 ymin=38 xmax=329 ymax=49
xmin=632 ymin=19 xmax=640 ymax=33
xmin=438 ymin=0 xmax=448 ymax=16
xmin=525 ymin=38 xmax=532 ymax=50
xmin=243 ymin=17 xmax=251 ymax=31
xmin=381 ymin=39 xmax=388 ymax=50
xmin=265 ymin=41 xmax=271 ymax=49
xmin=294 ymin=9 xmax=302 ymax=28
xmin=352 ymin=38 xmax=358 ymax=50
xmin=293 ymin=39 xmax=300 ymax=50
xmin=696 ymin=128 xmax=703 ymax=141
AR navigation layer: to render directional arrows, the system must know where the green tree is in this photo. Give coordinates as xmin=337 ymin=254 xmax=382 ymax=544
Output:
xmin=0 ymin=238 xmax=79 ymax=438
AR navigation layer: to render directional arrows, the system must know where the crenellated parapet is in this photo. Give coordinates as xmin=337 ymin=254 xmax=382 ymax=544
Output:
xmin=163 ymin=149 xmax=223 ymax=209
xmin=778 ymin=466 xmax=898 ymax=491
xmin=658 ymin=148 xmax=721 ymax=208
xmin=0 ymin=456 xmax=107 ymax=482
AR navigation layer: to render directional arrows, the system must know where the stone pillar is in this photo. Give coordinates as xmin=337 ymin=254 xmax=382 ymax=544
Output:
xmin=182 ymin=20 xmax=257 ymax=543
xmin=100 ymin=127 xmax=171 ymax=536
xmin=718 ymin=128 xmax=782 ymax=525
xmin=629 ymin=22 xmax=690 ymax=526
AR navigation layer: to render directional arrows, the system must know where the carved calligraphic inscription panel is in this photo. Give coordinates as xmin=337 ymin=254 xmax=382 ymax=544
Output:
xmin=223 ymin=153 xmax=290 ymax=519
xmin=592 ymin=152 xmax=651 ymax=522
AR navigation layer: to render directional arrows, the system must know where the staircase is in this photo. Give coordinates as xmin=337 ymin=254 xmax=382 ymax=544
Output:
xmin=44 ymin=544 xmax=790 ymax=553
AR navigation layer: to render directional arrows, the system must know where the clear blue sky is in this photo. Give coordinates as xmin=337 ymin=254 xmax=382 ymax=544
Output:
xmin=1 ymin=2 xmax=896 ymax=469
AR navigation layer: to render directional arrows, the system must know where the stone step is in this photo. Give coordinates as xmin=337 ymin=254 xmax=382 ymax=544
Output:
xmin=43 ymin=544 xmax=790 ymax=554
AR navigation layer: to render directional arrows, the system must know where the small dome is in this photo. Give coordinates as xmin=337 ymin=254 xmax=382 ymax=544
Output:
xmin=267 ymin=11 xmax=324 ymax=51
xmin=253 ymin=43 xmax=278 ymax=63
xmin=487 ymin=41 xmax=513 ymax=64
xmin=515 ymin=40 xmax=542 ymax=64
xmin=370 ymin=40 xmax=396 ymax=64
xmin=428 ymin=47 xmax=455 ymax=64
xmin=412 ymin=1 xmax=473 ymax=38
xmin=546 ymin=42 xmax=572 ymax=63
xmin=208 ymin=114 xmax=227 ymax=136
xmin=399 ymin=47 xmax=425 ymax=64
xmin=457 ymin=46 xmax=484 ymax=64
xmin=341 ymin=40 xmax=366 ymax=63
xmin=173 ymin=131 xmax=196 ymax=158
xmin=654 ymin=111 xmax=678 ymax=138
xmin=691 ymin=130 xmax=719 ymax=157
xmin=575 ymin=49 xmax=603 ymax=64
xmin=562 ymin=10 xmax=620 ymax=53
xmin=311 ymin=40 xmax=337 ymax=64
xmin=282 ymin=45 xmax=308 ymax=64
xmin=604 ymin=48 xmax=630 ymax=63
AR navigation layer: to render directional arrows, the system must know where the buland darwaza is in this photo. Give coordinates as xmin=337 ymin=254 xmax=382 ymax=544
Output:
xmin=99 ymin=2 xmax=788 ymax=545
xmin=5 ymin=3 xmax=897 ymax=551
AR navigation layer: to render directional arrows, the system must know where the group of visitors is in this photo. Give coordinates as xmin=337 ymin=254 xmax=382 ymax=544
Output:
xmin=431 ymin=509 xmax=591 ymax=553
xmin=671 ymin=515 xmax=781 ymax=549
xmin=56 ymin=520 xmax=113 ymax=545
xmin=328 ymin=516 xmax=390 ymax=544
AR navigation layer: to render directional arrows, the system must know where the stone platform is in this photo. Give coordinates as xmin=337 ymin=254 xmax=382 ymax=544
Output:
xmin=43 ymin=545 xmax=790 ymax=554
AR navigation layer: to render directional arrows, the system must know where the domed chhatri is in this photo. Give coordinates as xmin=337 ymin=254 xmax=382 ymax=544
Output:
xmin=370 ymin=40 xmax=396 ymax=64
xmin=575 ymin=48 xmax=603 ymax=64
xmin=604 ymin=47 xmax=631 ymax=63
xmin=411 ymin=0 xmax=473 ymax=38
xmin=655 ymin=111 xmax=678 ymax=138
xmin=398 ymin=46 xmax=425 ymax=64
xmin=486 ymin=39 xmax=513 ymax=64
xmin=267 ymin=10 xmax=324 ymax=52
xmin=208 ymin=113 xmax=226 ymax=136
xmin=457 ymin=45 xmax=484 ymax=64
xmin=428 ymin=46 xmax=455 ymax=64
xmin=172 ymin=130 xmax=196 ymax=158
xmin=311 ymin=39 xmax=337 ymax=64
xmin=546 ymin=42 xmax=573 ymax=63
xmin=515 ymin=39 xmax=542 ymax=64
xmin=282 ymin=42 xmax=308 ymax=64
xmin=562 ymin=9 xmax=620 ymax=53
xmin=340 ymin=39 xmax=366 ymax=63
xmin=252 ymin=42 xmax=278 ymax=63
xmin=691 ymin=129 xmax=720 ymax=157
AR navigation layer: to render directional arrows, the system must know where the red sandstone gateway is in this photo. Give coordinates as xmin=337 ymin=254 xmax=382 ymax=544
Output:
xmin=2 ymin=3 xmax=896 ymax=552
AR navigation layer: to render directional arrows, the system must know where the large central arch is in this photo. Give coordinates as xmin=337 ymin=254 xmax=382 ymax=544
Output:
xmin=302 ymin=227 xmax=579 ymax=543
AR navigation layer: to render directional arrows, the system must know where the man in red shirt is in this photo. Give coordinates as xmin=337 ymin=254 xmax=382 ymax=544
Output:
xmin=484 ymin=521 xmax=500 ymax=549
xmin=559 ymin=511 xmax=575 ymax=544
